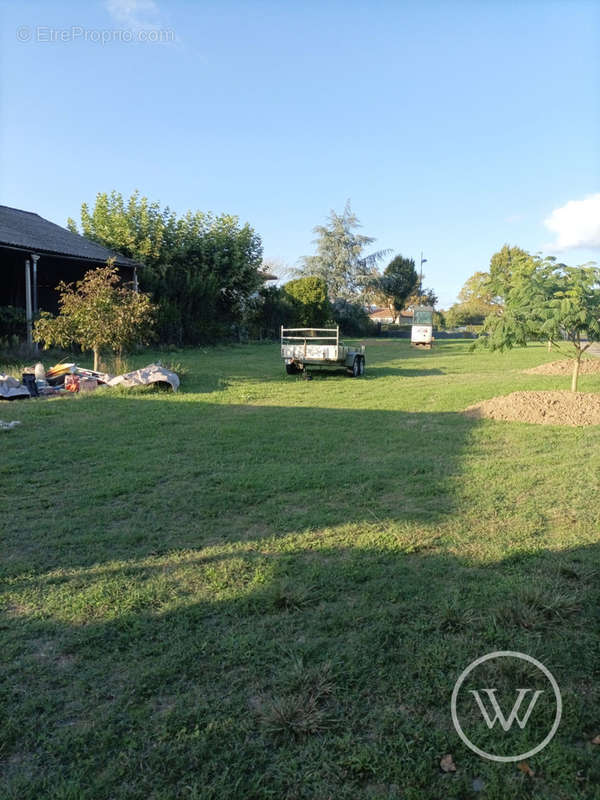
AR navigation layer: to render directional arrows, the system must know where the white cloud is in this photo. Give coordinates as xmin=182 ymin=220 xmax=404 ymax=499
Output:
xmin=544 ymin=193 xmax=600 ymax=251
xmin=105 ymin=0 xmax=160 ymax=29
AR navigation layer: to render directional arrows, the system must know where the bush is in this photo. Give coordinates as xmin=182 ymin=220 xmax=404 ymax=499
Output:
xmin=244 ymin=286 xmax=295 ymax=340
xmin=433 ymin=310 xmax=446 ymax=330
xmin=283 ymin=277 xmax=331 ymax=327
xmin=0 ymin=306 xmax=26 ymax=340
xmin=331 ymin=299 xmax=377 ymax=337
xmin=379 ymin=323 xmax=410 ymax=332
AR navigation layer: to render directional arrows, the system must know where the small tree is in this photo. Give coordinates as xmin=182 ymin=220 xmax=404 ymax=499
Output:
xmin=479 ymin=260 xmax=600 ymax=391
xmin=34 ymin=264 xmax=155 ymax=371
xmin=283 ymin=276 xmax=331 ymax=327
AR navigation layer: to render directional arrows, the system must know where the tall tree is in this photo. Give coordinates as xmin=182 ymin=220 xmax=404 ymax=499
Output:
xmin=488 ymin=244 xmax=534 ymax=299
xmin=406 ymin=286 xmax=438 ymax=308
xmin=68 ymin=191 xmax=263 ymax=344
xmin=479 ymin=260 xmax=600 ymax=391
xmin=457 ymin=271 xmax=497 ymax=306
xmin=446 ymin=271 xmax=502 ymax=327
xmin=374 ymin=255 xmax=419 ymax=322
xmin=68 ymin=190 xmax=168 ymax=268
xmin=299 ymin=201 xmax=390 ymax=300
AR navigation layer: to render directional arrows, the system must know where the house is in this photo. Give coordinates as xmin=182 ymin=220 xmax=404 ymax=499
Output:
xmin=368 ymin=308 xmax=414 ymax=325
xmin=0 ymin=204 xmax=140 ymax=343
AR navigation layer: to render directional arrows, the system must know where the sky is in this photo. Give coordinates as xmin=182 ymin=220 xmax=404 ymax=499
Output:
xmin=1 ymin=0 xmax=599 ymax=308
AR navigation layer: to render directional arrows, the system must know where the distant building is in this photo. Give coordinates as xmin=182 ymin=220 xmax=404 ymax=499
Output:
xmin=368 ymin=308 xmax=413 ymax=325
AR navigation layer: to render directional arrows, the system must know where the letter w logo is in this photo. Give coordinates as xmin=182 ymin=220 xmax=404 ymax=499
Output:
xmin=470 ymin=689 xmax=544 ymax=731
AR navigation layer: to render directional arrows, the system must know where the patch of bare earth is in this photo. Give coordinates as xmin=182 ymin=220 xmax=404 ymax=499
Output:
xmin=524 ymin=359 xmax=600 ymax=376
xmin=464 ymin=391 xmax=600 ymax=426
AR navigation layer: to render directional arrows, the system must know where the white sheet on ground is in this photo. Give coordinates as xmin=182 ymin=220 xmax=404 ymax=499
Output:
xmin=106 ymin=364 xmax=180 ymax=392
xmin=0 ymin=374 xmax=30 ymax=400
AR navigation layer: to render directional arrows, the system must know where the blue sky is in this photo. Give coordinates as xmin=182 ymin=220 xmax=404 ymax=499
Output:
xmin=1 ymin=0 xmax=599 ymax=307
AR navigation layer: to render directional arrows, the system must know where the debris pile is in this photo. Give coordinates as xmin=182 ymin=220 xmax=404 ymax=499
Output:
xmin=523 ymin=359 xmax=600 ymax=376
xmin=0 ymin=374 xmax=31 ymax=400
xmin=0 ymin=419 xmax=21 ymax=431
xmin=0 ymin=362 xmax=179 ymax=400
xmin=464 ymin=391 xmax=600 ymax=426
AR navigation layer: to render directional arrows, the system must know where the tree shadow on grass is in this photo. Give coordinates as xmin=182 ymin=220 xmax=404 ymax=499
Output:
xmin=283 ymin=367 xmax=444 ymax=379
xmin=366 ymin=366 xmax=446 ymax=377
xmin=2 ymin=541 xmax=600 ymax=799
xmin=5 ymin=388 xmax=599 ymax=796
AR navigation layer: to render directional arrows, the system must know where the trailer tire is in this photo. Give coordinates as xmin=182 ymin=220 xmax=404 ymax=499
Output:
xmin=358 ymin=356 xmax=365 ymax=376
xmin=351 ymin=357 xmax=360 ymax=378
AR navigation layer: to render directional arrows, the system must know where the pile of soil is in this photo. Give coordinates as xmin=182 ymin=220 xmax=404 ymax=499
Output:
xmin=524 ymin=359 xmax=600 ymax=376
xmin=464 ymin=391 xmax=600 ymax=426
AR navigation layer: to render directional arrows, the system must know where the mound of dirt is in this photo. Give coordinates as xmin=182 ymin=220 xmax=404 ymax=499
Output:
xmin=524 ymin=359 xmax=600 ymax=376
xmin=464 ymin=391 xmax=600 ymax=426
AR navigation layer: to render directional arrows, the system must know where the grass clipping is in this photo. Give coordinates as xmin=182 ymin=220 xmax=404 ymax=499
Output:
xmin=524 ymin=359 xmax=600 ymax=376
xmin=464 ymin=391 xmax=600 ymax=426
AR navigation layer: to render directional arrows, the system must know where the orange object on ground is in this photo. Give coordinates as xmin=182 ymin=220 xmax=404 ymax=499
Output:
xmin=65 ymin=375 xmax=80 ymax=393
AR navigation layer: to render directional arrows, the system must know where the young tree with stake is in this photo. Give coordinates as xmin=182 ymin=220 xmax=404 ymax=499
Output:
xmin=34 ymin=263 xmax=156 ymax=371
xmin=479 ymin=259 xmax=600 ymax=392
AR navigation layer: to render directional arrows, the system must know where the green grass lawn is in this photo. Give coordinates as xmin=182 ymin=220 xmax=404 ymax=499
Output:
xmin=2 ymin=339 xmax=600 ymax=799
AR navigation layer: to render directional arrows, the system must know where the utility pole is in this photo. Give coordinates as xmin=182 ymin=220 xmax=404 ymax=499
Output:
xmin=419 ymin=252 xmax=427 ymax=299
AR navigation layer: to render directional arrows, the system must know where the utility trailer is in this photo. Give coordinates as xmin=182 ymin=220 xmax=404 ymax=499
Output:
xmin=281 ymin=327 xmax=365 ymax=377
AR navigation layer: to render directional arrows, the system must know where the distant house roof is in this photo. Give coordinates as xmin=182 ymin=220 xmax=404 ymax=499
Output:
xmin=258 ymin=270 xmax=278 ymax=282
xmin=369 ymin=308 xmax=413 ymax=320
xmin=369 ymin=309 xmax=394 ymax=320
xmin=0 ymin=205 xmax=139 ymax=268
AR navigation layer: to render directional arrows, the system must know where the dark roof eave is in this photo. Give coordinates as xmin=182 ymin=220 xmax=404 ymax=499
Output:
xmin=0 ymin=241 xmax=142 ymax=269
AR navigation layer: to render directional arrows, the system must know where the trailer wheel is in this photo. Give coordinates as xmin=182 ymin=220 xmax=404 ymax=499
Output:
xmin=351 ymin=357 xmax=361 ymax=378
xmin=286 ymin=363 xmax=300 ymax=375
xmin=358 ymin=356 xmax=365 ymax=376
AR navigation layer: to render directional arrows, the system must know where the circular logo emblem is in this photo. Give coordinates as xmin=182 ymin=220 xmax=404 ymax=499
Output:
xmin=451 ymin=651 xmax=562 ymax=762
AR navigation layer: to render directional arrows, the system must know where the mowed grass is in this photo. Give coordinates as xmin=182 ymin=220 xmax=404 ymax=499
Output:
xmin=1 ymin=339 xmax=600 ymax=799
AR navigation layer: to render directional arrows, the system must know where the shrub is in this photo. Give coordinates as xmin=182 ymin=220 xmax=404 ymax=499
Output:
xmin=244 ymin=285 xmax=295 ymax=340
xmin=331 ymin=299 xmax=376 ymax=337
xmin=282 ymin=277 xmax=331 ymax=327
xmin=0 ymin=306 xmax=26 ymax=340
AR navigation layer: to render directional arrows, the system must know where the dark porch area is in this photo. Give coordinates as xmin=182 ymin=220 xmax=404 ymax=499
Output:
xmin=1 ymin=246 xmax=136 ymax=315
xmin=0 ymin=205 xmax=140 ymax=343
